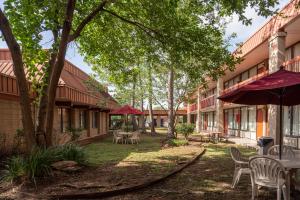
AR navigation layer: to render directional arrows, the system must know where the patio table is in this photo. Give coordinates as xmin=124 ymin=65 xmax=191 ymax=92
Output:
xmin=264 ymin=155 xmax=300 ymax=200
xmin=118 ymin=132 xmax=133 ymax=144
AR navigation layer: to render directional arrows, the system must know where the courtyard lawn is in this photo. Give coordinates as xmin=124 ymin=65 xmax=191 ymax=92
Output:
xmin=106 ymin=142 xmax=281 ymax=200
xmin=84 ymin=131 xmax=202 ymax=173
xmin=1 ymin=129 xmax=282 ymax=199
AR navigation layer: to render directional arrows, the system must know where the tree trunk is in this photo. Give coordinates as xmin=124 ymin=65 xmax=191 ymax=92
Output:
xmin=0 ymin=9 xmax=36 ymax=152
xmin=45 ymin=0 xmax=76 ymax=147
xmin=36 ymin=52 xmax=57 ymax=146
xmin=140 ymin=95 xmax=146 ymax=133
xmin=148 ymin=66 xmax=155 ymax=135
xmin=131 ymin=79 xmax=138 ymax=131
xmin=167 ymin=67 xmax=175 ymax=139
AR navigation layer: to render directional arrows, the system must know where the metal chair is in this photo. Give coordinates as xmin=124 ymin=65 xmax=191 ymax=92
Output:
xmin=268 ymin=145 xmax=295 ymax=159
xmin=230 ymin=147 xmax=252 ymax=188
xmin=249 ymin=156 xmax=288 ymax=200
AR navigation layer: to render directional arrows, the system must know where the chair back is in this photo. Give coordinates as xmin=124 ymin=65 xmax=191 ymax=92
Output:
xmin=267 ymin=145 xmax=295 ymax=159
xmin=249 ymin=156 xmax=286 ymax=186
xmin=132 ymin=131 xmax=140 ymax=138
xmin=113 ymin=131 xmax=120 ymax=138
xmin=230 ymin=147 xmax=244 ymax=163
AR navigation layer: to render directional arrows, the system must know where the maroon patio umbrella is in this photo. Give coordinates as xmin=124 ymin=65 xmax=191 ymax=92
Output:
xmin=219 ymin=67 xmax=300 ymax=159
xmin=110 ymin=105 xmax=143 ymax=115
xmin=110 ymin=105 xmax=143 ymax=131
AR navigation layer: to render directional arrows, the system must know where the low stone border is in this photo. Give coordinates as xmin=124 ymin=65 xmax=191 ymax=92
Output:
xmin=49 ymin=148 xmax=206 ymax=199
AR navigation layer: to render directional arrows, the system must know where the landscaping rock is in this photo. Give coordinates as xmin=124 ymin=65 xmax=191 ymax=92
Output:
xmin=51 ymin=161 xmax=81 ymax=172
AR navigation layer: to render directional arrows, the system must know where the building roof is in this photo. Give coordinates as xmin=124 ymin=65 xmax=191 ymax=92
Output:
xmin=234 ymin=0 xmax=300 ymax=58
xmin=0 ymin=49 xmax=119 ymax=110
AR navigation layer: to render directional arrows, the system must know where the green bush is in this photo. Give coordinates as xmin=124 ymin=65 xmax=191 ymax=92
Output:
xmin=55 ymin=144 xmax=86 ymax=164
xmin=66 ymin=127 xmax=83 ymax=142
xmin=167 ymin=139 xmax=189 ymax=147
xmin=175 ymin=123 xmax=195 ymax=139
xmin=1 ymin=156 xmax=26 ymax=182
xmin=26 ymin=148 xmax=58 ymax=181
xmin=1 ymin=144 xmax=85 ymax=183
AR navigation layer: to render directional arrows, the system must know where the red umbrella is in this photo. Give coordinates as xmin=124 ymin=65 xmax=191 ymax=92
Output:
xmin=110 ymin=105 xmax=143 ymax=132
xmin=219 ymin=67 xmax=300 ymax=159
xmin=110 ymin=105 xmax=143 ymax=115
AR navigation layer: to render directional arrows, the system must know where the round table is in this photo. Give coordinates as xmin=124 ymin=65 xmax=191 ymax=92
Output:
xmin=118 ymin=132 xmax=133 ymax=144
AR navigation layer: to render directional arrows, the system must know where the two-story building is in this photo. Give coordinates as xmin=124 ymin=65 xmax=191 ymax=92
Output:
xmin=187 ymin=0 xmax=300 ymax=148
xmin=0 ymin=49 xmax=119 ymax=151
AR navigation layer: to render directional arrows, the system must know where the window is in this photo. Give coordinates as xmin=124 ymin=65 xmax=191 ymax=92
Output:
xmin=248 ymin=106 xmax=256 ymax=131
xmin=241 ymin=107 xmax=248 ymax=130
xmin=292 ymin=106 xmax=300 ymax=136
xmin=228 ymin=109 xmax=233 ymax=129
xmin=79 ymin=110 xmax=87 ymax=129
xmin=284 ymin=106 xmax=300 ymax=136
xmin=58 ymin=108 xmax=71 ymax=133
xmin=213 ymin=112 xmax=217 ymax=127
xmin=241 ymin=71 xmax=249 ymax=82
xmin=249 ymin=67 xmax=257 ymax=77
xmin=92 ymin=112 xmax=98 ymax=128
xmin=233 ymin=108 xmax=240 ymax=129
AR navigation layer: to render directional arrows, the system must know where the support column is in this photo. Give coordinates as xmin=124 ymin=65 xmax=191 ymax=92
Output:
xmin=157 ymin=115 xmax=161 ymax=127
xmin=86 ymin=110 xmax=91 ymax=137
xmin=196 ymin=87 xmax=201 ymax=133
xmin=187 ymin=102 xmax=191 ymax=124
xmin=268 ymin=31 xmax=286 ymax=144
xmin=216 ymin=78 xmax=224 ymax=134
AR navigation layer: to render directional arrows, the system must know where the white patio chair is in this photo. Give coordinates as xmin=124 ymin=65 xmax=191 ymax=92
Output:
xmin=113 ymin=131 xmax=123 ymax=144
xmin=249 ymin=156 xmax=288 ymax=200
xmin=268 ymin=145 xmax=295 ymax=159
xmin=230 ymin=147 xmax=252 ymax=188
xmin=129 ymin=131 xmax=140 ymax=144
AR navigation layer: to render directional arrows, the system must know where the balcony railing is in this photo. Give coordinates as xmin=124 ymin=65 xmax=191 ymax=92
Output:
xmin=200 ymin=95 xmax=215 ymax=109
xmin=283 ymin=56 xmax=300 ymax=72
xmin=222 ymin=71 xmax=268 ymax=95
xmin=189 ymin=103 xmax=197 ymax=112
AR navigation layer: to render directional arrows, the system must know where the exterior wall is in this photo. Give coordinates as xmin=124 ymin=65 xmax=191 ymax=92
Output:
xmin=0 ymin=99 xmax=22 ymax=151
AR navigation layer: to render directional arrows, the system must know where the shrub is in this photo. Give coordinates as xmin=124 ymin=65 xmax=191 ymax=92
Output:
xmin=66 ymin=127 xmax=83 ymax=142
xmin=167 ymin=139 xmax=189 ymax=147
xmin=1 ymin=144 xmax=86 ymax=183
xmin=1 ymin=156 xmax=25 ymax=182
xmin=175 ymin=123 xmax=195 ymax=139
xmin=25 ymin=148 xmax=58 ymax=182
xmin=55 ymin=144 xmax=86 ymax=164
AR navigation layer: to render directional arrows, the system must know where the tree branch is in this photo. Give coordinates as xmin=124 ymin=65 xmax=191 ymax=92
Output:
xmin=68 ymin=0 xmax=109 ymax=42
xmin=102 ymin=8 xmax=162 ymax=40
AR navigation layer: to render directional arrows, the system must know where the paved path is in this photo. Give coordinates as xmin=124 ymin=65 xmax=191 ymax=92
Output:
xmin=227 ymin=136 xmax=258 ymax=149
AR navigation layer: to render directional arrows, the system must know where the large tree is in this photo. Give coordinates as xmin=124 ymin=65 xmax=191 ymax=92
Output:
xmin=0 ymin=0 xmax=279 ymax=151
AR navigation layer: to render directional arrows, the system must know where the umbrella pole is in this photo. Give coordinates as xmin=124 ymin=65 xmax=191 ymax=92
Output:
xmin=279 ymin=94 xmax=283 ymax=160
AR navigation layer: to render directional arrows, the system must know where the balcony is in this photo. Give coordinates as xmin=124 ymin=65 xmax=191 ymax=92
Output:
xmin=222 ymin=71 xmax=268 ymax=95
xmin=188 ymin=103 xmax=197 ymax=112
xmin=200 ymin=95 xmax=216 ymax=109
xmin=283 ymin=56 xmax=300 ymax=72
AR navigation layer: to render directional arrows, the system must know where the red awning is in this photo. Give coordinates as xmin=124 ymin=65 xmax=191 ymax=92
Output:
xmin=110 ymin=105 xmax=143 ymax=115
xmin=219 ymin=68 xmax=300 ymax=106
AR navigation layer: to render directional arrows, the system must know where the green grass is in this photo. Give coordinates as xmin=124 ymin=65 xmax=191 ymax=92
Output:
xmin=84 ymin=134 xmax=163 ymax=165
xmin=84 ymin=128 xmax=201 ymax=172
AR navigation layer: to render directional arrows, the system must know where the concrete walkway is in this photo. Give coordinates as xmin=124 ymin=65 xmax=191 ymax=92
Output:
xmin=227 ymin=136 xmax=258 ymax=149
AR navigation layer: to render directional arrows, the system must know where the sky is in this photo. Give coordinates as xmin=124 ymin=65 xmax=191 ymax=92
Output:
xmin=0 ymin=0 xmax=291 ymax=75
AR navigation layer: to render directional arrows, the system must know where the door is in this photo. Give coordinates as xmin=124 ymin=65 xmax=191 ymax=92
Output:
xmin=256 ymin=109 xmax=264 ymax=139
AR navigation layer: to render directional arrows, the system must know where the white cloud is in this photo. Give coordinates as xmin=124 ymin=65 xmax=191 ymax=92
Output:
xmin=225 ymin=0 xmax=290 ymax=52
